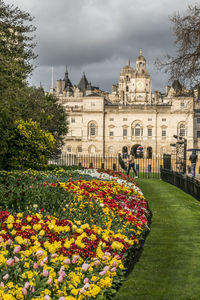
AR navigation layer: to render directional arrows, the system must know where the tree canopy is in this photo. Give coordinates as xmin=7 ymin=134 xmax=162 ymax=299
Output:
xmin=156 ymin=4 xmax=200 ymax=88
xmin=0 ymin=1 xmax=68 ymax=169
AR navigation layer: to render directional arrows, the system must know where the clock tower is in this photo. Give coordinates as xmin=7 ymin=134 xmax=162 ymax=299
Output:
xmin=132 ymin=49 xmax=151 ymax=103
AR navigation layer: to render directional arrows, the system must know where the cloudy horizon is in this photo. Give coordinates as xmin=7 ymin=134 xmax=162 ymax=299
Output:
xmin=5 ymin=0 xmax=198 ymax=93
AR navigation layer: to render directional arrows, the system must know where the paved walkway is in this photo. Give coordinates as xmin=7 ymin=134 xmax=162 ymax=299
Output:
xmin=114 ymin=179 xmax=200 ymax=300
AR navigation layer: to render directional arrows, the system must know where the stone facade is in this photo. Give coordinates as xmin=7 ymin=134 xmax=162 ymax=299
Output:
xmin=50 ymin=50 xmax=200 ymax=157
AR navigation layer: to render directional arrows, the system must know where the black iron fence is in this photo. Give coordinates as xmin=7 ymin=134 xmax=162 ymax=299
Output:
xmin=49 ymin=154 xmax=164 ymax=178
xmin=161 ymin=168 xmax=200 ymax=201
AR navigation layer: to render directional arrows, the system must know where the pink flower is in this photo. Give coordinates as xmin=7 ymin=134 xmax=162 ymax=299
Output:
xmin=72 ymin=255 xmax=79 ymax=264
xmin=7 ymin=239 xmax=12 ymax=246
xmin=111 ymin=267 xmax=116 ymax=272
xmin=112 ymin=261 xmax=117 ymax=267
xmin=58 ymin=270 xmax=65 ymax=277
xmin=22 ymin=288 xmax=27 ymax=296
xmin=64 ymin=258 xmax=70 ymax=265
xmin=40 ymin=261 xmax=44 ymax=267
xmin=94 ymin=260 xmax=100 ymax=266
xmin=24 ymin=282 xmax=29 ymax=289
xmin=0 ymin=282 xmax=4 ymax=287
xmin=44 ymin=296 xmax=51 ymax=300
xmin=33 ymin=263 xmax=38 ymax=269
xmin=59 ymin=297 xmax=66 ymax=300
xmin=3 ymin=274 xmax=9 ymax=280
xmin=0 ymin=236 xmax=4 ymax=243
xmin=83 ymin=278 xmax=89 ymax=284
xmin=101 ymin=256 xmax=107 ymax=261
xmin=80 ymin=288 xmax=85 ymax=294
xmin=103 ymin=266 xmax=109 ymax=272
xmin=58 ymin=276 xmax=63 ymax=283
xmin=43 ymin=257 xmax=48 ymax=263
xmin=43 ymin=270 xmax=49 ymax=277
xmin=82 ymin=263 xmax=90 ymax=272
xmin=14 ymin=256 xmax=19 ymax=263
xmin=6 ymin=258 xmax=14 ymax=267
xmin=47 ymin=278 xmax=52 ymax=285
xmin=99 ymin=270 xmax=107 ymax=276
xmin=14 ymin=245 xmax=21 ymax=254
xmin=31 ymin=287 xmax=35 ymax=292
xmin=36 ymin=250 xmax=44 ymax=257
xmin=84 ymin=283 xmax=89 ymax=289
xmin=30 ymin=185 xmax=33 ymax=189
xmin=104 ymin=251 xmax=111 ymax=256
xmin=51 ymin=253 xmax=57 ymax=258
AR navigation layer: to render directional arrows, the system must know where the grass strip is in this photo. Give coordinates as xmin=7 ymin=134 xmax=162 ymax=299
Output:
xmin=114 ymin=179 xmax=200 ymax=300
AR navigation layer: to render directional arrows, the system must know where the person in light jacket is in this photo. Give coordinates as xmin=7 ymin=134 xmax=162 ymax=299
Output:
xmin=127 ymin=150 xmax=138 ymax=178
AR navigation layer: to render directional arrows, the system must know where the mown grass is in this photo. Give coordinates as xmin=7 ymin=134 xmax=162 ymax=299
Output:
xmin=114 ymin=179 xmax=200 ymax=300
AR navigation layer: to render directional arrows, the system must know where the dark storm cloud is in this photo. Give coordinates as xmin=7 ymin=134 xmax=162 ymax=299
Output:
xmin=5 ymin=0 xmax=198 ymax=92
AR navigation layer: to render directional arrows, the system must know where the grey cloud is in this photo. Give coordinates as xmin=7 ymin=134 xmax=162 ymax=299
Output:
xmin=6 ymin=0 xmax=198 ymax=92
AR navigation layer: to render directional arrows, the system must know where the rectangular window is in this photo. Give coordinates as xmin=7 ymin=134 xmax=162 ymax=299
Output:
xmin=90 ymin=128 xmax=96 ymax=136
xmin=67 ymin=146 xmax=71 ymax=152
xmin=148 ymin=128 xmax=152 ymax=136
xmin=123 ymin=128 xmax=127 ymax=136
xmin=148 ymin=118 xmax=152 ymax=121
xmin=77 ymin=146 xmax=82 ymax=152
xmin=109 ymin=118 xmax=114 ymax=121
xmin=162 ymin=130 xmax=166 ymax=137
xmin=197 ymin=118 xmax=200 ymax=124
xmin=123 ymin=118 xmax=127 ymax=121
xmin=197 ymin=131 xmax=200 ymax=138
xmin=180 ymin=102 xmax=185 ymax=107
xmin=162 ymin=118 xmax=166 ymax=122
xmin=71 ymin=118 xmax=75 ymax=123
xmin=109 ymin=130 xmax=114 ymax=137
xmin=135 ymin=128 xmax=140 ymax=136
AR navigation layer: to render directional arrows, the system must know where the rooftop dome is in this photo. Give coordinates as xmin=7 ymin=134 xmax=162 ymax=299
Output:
xmin=120 ymin=59 xmax=135 ymax=76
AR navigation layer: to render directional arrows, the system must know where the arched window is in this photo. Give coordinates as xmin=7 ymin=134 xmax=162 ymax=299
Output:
xmin=179 ymin=124 xmax=186 ymax=136
xmin=88 ymin=122 xmax=97 ymax=137
xmin=135 ymin=124 xmax=143 ymax=136
xmin=131 ymin=121 xmax=143 ymax=137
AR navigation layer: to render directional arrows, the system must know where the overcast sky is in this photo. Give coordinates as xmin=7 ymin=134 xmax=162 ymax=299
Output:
xmin=5 ymin=0 xmax=198 ymax=93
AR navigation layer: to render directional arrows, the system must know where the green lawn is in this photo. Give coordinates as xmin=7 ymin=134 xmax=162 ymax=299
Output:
xmin=114 ymin=179 xmax=200 ymax=300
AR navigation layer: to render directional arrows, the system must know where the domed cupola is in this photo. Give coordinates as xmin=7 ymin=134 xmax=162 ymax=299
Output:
xmin=120 ymin=59 xmax=135 ymax=77
xmin=135 ymin=49 xmax=149 ymax=77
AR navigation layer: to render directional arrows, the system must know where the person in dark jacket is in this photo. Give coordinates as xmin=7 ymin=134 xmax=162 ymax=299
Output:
xmin=189 ymin=150 xmax=198 ymax=178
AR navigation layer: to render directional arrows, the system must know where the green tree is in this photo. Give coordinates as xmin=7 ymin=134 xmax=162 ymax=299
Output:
xmin=156 ymin=4 xmax=200 ymax=87
xmin=0 ymin=1 xmax=68 ymax=168
xmin=0 ymin=0 xmax=36 ymax=95
xmin=7 ymin=119 xmax=55 ymax=170
xmin=18 ymin=86 xmax=68 ymax=158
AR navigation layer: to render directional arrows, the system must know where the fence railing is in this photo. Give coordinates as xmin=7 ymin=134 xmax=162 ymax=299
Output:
xmin=161 ymin=168 xmax=200 ymax=201
xmin=49 ymin=153 xmax=200 ymax=179
xmin=49 ymin=154 xmax=165 ymax=178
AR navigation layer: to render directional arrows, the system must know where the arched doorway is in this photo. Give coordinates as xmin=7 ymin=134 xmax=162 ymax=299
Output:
xmin=147 ymin=146 xmax=152 ymax=159
xmin=131 ymin=144 xmax=143 ymax=158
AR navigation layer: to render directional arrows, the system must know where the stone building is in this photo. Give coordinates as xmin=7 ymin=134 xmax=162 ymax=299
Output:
xmin=50 ymin=50 xmax=200 ymax=157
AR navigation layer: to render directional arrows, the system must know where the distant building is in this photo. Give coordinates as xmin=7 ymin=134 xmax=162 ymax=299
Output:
xmin=50 ymin=50 xmax=200 ymax=157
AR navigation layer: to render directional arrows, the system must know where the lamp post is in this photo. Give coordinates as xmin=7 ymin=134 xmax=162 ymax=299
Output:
xmin=170 ymin=135 xmax=187 ymax=174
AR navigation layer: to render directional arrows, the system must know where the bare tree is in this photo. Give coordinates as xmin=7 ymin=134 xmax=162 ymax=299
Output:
xmin=156 ymin=4 xmax=200 ymax=88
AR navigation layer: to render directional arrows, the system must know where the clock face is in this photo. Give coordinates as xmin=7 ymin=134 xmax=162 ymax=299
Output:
xmin=137 ymin=81 xmax=143 ymax=89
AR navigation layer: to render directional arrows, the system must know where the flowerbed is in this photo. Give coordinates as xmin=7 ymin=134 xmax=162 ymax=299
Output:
xmin=0 ymin=168 xmax=150 ymax=300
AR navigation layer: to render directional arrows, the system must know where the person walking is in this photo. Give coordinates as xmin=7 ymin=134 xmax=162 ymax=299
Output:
xmin=127 ymin=150 xmax=138 ymax=178
xmin=189 ymin=150 xmax=198 ymax=178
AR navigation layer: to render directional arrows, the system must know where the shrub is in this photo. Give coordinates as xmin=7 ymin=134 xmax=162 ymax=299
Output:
xmin=7 ymin=119 xmax=55 ymax=170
